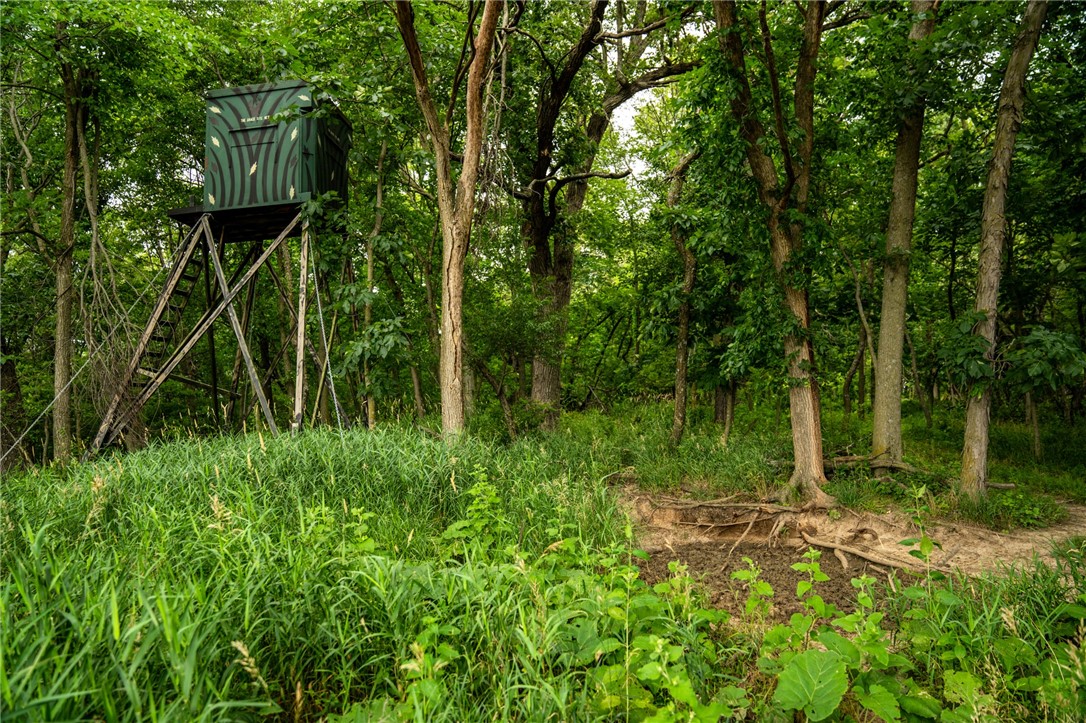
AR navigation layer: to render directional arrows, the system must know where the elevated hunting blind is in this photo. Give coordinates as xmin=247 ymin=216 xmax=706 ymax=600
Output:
xmin=87 ymin=81 xmax=352 ymax=457
xmin=204 ymin=81 xmax=351 ymax=214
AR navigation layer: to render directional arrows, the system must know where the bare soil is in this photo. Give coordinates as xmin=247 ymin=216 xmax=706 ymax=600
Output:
xmin=618 ymin=484 xmax=1086 ymax=622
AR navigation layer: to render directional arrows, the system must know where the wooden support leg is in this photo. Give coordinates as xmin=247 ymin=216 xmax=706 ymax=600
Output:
xmin=201 ymin=241 xmax=221 ymax=428
xmin=265 ymin=261 xmax=350 ymax=424
xmin=226 ymin=242 xmax=261 ymax=425
xmin=293 ymin=221 xmax=310 ymax=434
xmin=202 ymin=217 xmax=279 ymax=435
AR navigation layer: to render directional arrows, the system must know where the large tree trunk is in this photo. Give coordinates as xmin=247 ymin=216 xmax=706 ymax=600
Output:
xmin=669 ymin=152 xmax=699 ymax=447
xmin=961 ymin=0 xmax=1047 ymax=500
xmin=395 ymin=0 xmax=501 ymax=438
xmin=714 ymin=0 xmax=833 ymax=507
xmin=872 ymin=0 xmax=939 ymax=472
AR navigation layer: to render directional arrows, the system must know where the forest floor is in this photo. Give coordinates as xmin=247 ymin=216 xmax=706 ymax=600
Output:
xmin=621 ymin=483 xmax=1086 ymax=622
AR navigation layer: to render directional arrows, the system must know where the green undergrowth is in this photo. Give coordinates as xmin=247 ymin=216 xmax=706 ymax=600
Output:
xmin=3 ymin=420 xmax=1085 ymax=720
xmin=548 ymin=400 xmax=1081 ymax=530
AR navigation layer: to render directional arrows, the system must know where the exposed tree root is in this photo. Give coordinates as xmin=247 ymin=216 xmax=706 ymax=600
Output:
xmin=800 ymin=531 xmax=951 ymax=575
xmin=724 ymin=515 xmax=761 ymax=559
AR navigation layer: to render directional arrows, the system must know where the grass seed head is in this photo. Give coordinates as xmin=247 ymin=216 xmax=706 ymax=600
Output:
xmin=231 ymin=641 xmax=269 ymax=692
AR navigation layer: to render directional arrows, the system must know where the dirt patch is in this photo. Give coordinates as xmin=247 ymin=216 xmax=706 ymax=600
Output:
xmin=637 ymin=540 xmax=878 ymax=622
xmin=617 ymin=484 xmax=1086 ymax=619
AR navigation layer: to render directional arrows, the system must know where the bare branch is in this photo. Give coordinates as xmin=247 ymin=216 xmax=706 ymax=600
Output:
xmin=595 ymin=4 xmax=696 ymax=41
xmin=824 ymin=9 xmax=871 ymax=32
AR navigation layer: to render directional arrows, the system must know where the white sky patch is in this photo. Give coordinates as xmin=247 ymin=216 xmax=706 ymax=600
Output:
xmin=610 ymin=91 xmax=652 ymax=178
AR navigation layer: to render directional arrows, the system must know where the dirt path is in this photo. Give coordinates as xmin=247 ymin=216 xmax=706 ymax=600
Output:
xmin=617 ymin=484 xmax=1086 ymax=621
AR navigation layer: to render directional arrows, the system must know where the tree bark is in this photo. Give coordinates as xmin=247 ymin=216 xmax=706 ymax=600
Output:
xmin=364 ymin=140 xmax=387 ymax=429
xmin=53 ymin=31 xmax=84 ymax=462
xmin=714 ymin=0 xmax=833 ymax=507
xmin=395 ymin=0 xmax=501 ymax=438
xmin=1025 ymin=390 xmax=1042 ymax=460
xmin=872 ymin=0 xmax=939 ymax=472
xmin=669 ymin=152 xmax=699 ymax=447
xmin=905 ymin=326 xmax=933 ymax=428
xmin=843 ymin=326 xmax=865 ymax=419
xmin=961 ymin=0 xmax=1047 ymax=500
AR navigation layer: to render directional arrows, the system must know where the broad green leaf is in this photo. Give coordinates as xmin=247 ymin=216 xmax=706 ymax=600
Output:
xmin=772 ymin=649 xmax=848 ymax=721
xmin=855 ymin=683 xmax=901 ymax=722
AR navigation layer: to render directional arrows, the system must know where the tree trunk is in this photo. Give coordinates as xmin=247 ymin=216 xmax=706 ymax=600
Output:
xmin=872 ymin=0 xmax=939 ymax=472
xmin=524 ymin=2 xmax=696 ymax=429
xmin=364 ymin=140 xmax=387 ymax=429
xmin=410 ymin=366 xmax=426 ymax=420
xmin=843 ymin=326 xmax=864 ymax=419
xmin=53 ymin=49 xmax=82 ymax=462
xmin=669 ymin=152 xmax=699 ymax=447
xmin=961 ymin=0 xmax=1047 ymax=500
xmin=906 ymin=327 xmax=933 ymax=428
xmin=718 ymin=380 xmax=737 ymax=447
xmin=395 ymin=0 xmax=501 ymax=438
xmin=714 ymin=0 xmax=833 ymax=507
xmin=1025 ymin=391 xmax=1042 ymax=460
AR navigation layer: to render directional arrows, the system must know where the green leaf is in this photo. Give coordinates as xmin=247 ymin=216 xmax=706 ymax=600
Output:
xmin=772 ymin=649 xmax=848 ymax=721
xmin=933 ymin=589 xmax=962 ymax=607
xmin=856 ymin=683 xmax=901 ymax=722
xmin=637 ymin=661 xmax=664 ymax=681
xmin=817 ymin=631 xmax=861 ymax=668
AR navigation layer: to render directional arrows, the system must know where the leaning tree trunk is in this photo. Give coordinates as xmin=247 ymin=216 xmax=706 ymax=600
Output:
xmin=669 ymin=152 xmax=699 ymax=447
xmin=872 ymin=0 xmax=939 ymax=473
xmin=961 ymin=0 xmax=1048 ymax=499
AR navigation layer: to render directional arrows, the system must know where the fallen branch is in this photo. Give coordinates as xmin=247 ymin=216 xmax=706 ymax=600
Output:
xmin=800 ymin=531 xmax=952 ymax=575
xmin=673 ymin=515 xmax=767 ymax=531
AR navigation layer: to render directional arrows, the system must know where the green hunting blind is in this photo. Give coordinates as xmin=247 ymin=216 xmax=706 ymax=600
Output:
xmin=204 ymin=81 xmax=351 ymax=213
xmin=87 ymin=81 xmax=352 ymax=457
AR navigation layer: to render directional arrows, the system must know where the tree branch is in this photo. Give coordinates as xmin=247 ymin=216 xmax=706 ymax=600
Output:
xmin=547 ymin=169 xmax=631 ymax=220
xmin=445 ymin=0 xmax=483 ymax=126
xmin=506 ymin=26 xmax=556 ymax=84
xmin=602 ymin=60 xmax=700 ymax=115
xmin=595 ymin=4 xmax=696 ymax=41
xmin=759 ymin=0 xmax=795 ymax=201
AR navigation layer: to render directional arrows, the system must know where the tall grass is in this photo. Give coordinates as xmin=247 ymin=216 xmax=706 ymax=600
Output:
xmin=1 ymin=426 xmax=643 ymax=719
xmin=4 ymin=405 xmax=1083 ymax=720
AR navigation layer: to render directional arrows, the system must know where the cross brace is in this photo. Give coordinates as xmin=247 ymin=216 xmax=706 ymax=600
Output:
xmin=85 ymin=212 xmax=306 ymax=458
